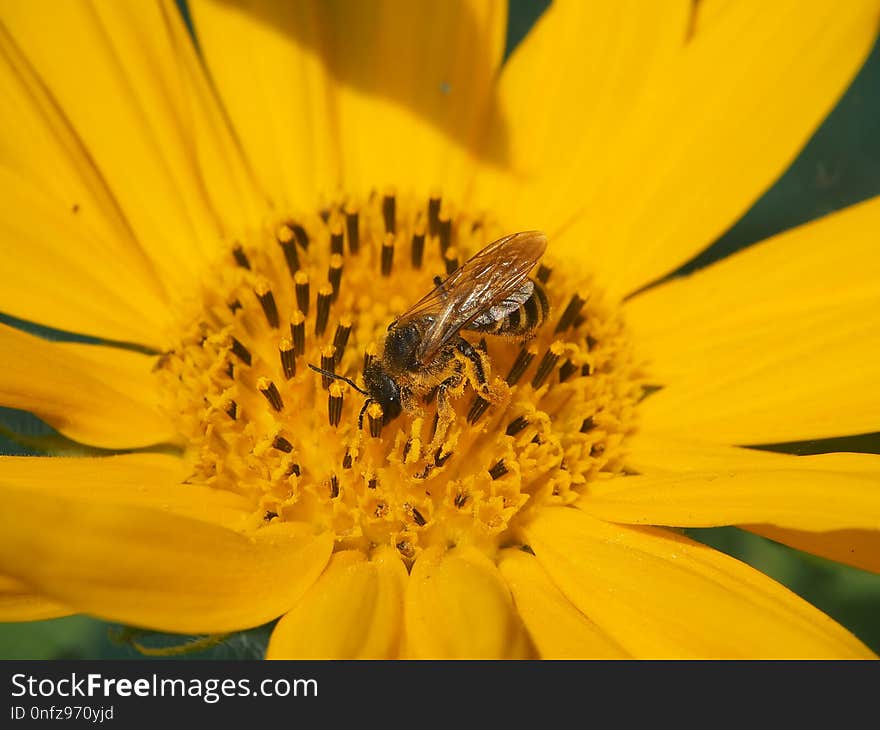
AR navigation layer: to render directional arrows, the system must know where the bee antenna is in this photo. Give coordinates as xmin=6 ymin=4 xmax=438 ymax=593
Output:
xmin=307 ymin=364 xmax=369 ymax=396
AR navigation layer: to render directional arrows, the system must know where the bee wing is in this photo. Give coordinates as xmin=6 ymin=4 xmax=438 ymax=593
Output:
xmin=396 ymin=231 xmax=547 ymax=365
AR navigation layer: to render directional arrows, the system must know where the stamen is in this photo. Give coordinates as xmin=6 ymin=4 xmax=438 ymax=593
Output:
xmin=295 ymin=272 xmax=310 ymax=316
xmin=329 ymin=474 xmax=339 ymax=498
xmin=381 ymin=233 xmax=395 ymax=277
xmin=555 ymin=293 xmax=586 ymax=333
xmin=224 ymin=399 xmax=237 ymax=420
xmin=454 ymin=491 xmax=469 ymax=508
xmin=532 ymin=347 xmax=561 ymax=388
xmin=434 ymin=447 xmax=452 ymax=467
xmin=580 ymin=416 xmax=595 ymax=433
xmin=506 ymin=346 xmax=536 ymax=386
xmin=397 ymin=541 xmax=416 ymax=560
xmin=411 ymin=220 xmax=426 ymax=269
xmin=328 ymin=382 xmax=344 ymax=427
xmin=536 ymin=264 xmax=552 ymax=283
xmin=444 ymin=247 xmax=459 ymax=274
xmin=505 ymin=415 xmax=529 ymax=436
xmin=291 ymin=221 xmax=310 ymax=250
xmin=255 ymin=280 xmax=280 ymax=328
xmin=315 ymin=285 xmax=333 ymax=336
xmin=232 ymin=244 xmax=251 ymax=270
xmin=288 ymin=463 xmax=301 ymax=477
xmin=227 ymin=298 xmax=242 ymax=314
xmin=320 ymin=346 xmax=337 ymax=389
xmin=276 ymin=223 xmax=300 ymax=276
xmin=582 ymin=362 xmax=592 ymax=377
xmin=230 ymin=337 xmax=252 ymax=366
xmin=367 ymin=403 xmax=384 ymax=438
xmin=558 ymin=359 xmax=578 ymax=383
xmin=382 ymin=189 xmax=396 ymax=234
xmin=290 ymin=311 xmax=306 ymax=357
xmin=273 ymin=435 xmax=293 ymax=453
xmin=411 ymin=506 xmax=427 ymax=527
xmin=345 ymin=205 xmax=360 ymax=254
xmin=438 ymin=206 xmax=452 ymax=253
xmin=488 ymin=459 xmax=508 ymax=480
xmin=467 ymin=396 xmax=490 ymax=425
xmin=279 ymin=337 xmax=296 ymax=380
xmin=328 ymin=254 xmax=343 ymax=302
xmin=428 ymin=192 xmax=441 ymax=237
xmin=342 ymin=449 xmax=353 ymax=469
xmin=258 ymin=377 xmax=284 ymax=411
xmin=329 ymin=221 xmax=344 ymax=256
xmin=332 ymin=318 xmax=352 ymax=363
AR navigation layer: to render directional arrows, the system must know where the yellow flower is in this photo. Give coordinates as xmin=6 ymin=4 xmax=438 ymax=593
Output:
xmin=0 ymin=0 xmax=878 ymax=659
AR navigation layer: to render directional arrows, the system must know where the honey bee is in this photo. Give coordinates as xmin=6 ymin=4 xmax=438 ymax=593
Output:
xmin=313 ymin=230 xmax=549 ymax=429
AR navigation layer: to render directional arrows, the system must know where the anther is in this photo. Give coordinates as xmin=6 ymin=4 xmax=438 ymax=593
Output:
xmin=438 ymin=207 xmax=452 ymax=253
xmin=342 ymin=449 xmax=353 ymax=469
xmin=264 ymin=511 xmax=278 ymax=522
xmin=536 ymin=264 xmax=552 ymax=283
xmin=320 ymin=346 xmax=337 ymax=389
xmin=397 ymin=541 xmax=416 ymax=560
xmin=434 ymin=447 xmax=452 ymax=467
xmin=467 ymin=396 xmax=490 ymax=424
xmin=290 ymin=311 xmax=306 ymax=357
xmin=315 ymin=285 xmax=333 ymax=336
xmin=411 ymin=506 xmax=427 ymax=527
xmin=532 ymin=347 xmax=561 ymax=389
xmin=294 ymin=271 xmax=310 ymax=316
xmin=580 ymin=416 xmax=595 ymax=433
xmin=227 ymin=298 xmax=242 ymax=314
xmin=555 ymin=293 xmax=586 ymax=333
xmin=411 ymin=220 xmax=426 ymax=269
xmin=505 ymin=346 xmax=536 ymax=386
xmin=454 ymin=492 xmax=469 ymax=509
xmin=345 ymin=206 xmax=360 ymax=254
xmin=272 ymin=435 xmax=293 ymax=453
xmin=332 ymin=318 xmax=352 ymax=363
xmin=402 ymin=439 xmax=413 ymax=462
xmin=363 ymin=350 xmax=375 ymax=373
xmin=505 ymin=415 xmax=529 ymax=436
xmin=230 ymin=337 xmax=252 ymax=366
xmin=291 ymin=221 xmax=310 ymax=250
xmin=276 ymin=223 xmax=300 ymax=276
xmin=288 ymin=463 xmax=301 ymax=477
xmin=488 ymin=459 xmax=508 ymax=480
xmin=258 ymin=377 xmax=284 ymax=412
xmin=255 ymin=280 xmax=280 ymax=328
xmin=224 ymin=399 xmax=237 ymax=420
xmin=428 ymin=192 xmax=441 ymax=237
xmin=367 ymin=476 xmax=378 ymax=490
xmin=382 ymin=190 xmax=396 ymax=234
xmin=558 ymin=359 xmax=578 ymax=383
xmin=225 ymin=361 xmax=234 ymax=379
xmin=328 ymin=254 xmax=343 ymax=302
xmin=367 ymin=403 xmax=384 ymax=438
xmin=329 ymin=474 xmax=339 ymax=498
xmin=232 ymin=244 xmax=251 ymax=270
xmin=444 ymin=247 xmax=459 ymax=274
xmin=582 ymin=362 xmax=592 ymax=377
xmin=329 ymin=221 xmax=344 ymax=256
xmin=328 ymin=382 xmax=344 ymax=427
xmin=381 ymin=233 xmax=395 ymax=277
xmin=279 ymin=337 xmax=296 ymax=380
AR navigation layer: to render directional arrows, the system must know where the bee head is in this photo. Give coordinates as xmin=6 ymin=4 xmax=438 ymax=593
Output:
xmin=363 ymin=360 xmax=403 ymax=423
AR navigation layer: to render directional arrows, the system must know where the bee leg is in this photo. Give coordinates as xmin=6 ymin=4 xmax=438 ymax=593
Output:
xmin=357 ymin=399 xmax=374 ymax=431
xmin=432 ymin=373 xmax=463 ymax=448
xmin=454 ymin=336 xmax=489 ymax=394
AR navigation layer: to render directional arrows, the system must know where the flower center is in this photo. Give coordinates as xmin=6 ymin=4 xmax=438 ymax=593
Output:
xmin=156 ymin=191 xmax=643 ymax=563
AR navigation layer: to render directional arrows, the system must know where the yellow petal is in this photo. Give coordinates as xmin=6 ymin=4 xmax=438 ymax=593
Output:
xmin=469 ymin=0 xmax=689 ymax=222
xmin=0 ymin=327 xmax=173 ymax=449
xmin=746 ymin=525 xmax=880 ymax=576
xmin=0 ymin=576 xmax=71 ymax=622
xmin=1 ymin=0 xmax=228 ymax=292
xmin=551 ymin=0 xmax=879 ymax=299
xmin=191 ymin=0 xmax=507 ymax=202
xmin=522 ymin=507 xmax=873 ymax=658
xmin=0 ymin=479 xmax=333 ymax=633
xmin=628 ymin=195 xmax=880 ymax=444
xmin=580 ymin=452 xmax=880 ymax=533
xmin=497 ymin=548 xmax=628 ymax=659
xmin=0 ymin=452 xmax=250 ymax=530
xmin=266 ymin=547 xmax=407 ymax=659
xmin=404 ymin=545 xmax=532 ymax=659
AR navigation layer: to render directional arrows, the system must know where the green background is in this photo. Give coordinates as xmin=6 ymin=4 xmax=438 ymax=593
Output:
xmin=1 ymin=1 xmax=878 ymax=658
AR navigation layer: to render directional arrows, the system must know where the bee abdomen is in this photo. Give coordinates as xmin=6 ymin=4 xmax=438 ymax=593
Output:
xmin=469 ymin=279 xmax=549 ymax=337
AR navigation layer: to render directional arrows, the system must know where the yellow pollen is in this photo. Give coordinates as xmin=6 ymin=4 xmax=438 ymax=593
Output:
xmin=155 ymin=192 xmax=643 ymax=564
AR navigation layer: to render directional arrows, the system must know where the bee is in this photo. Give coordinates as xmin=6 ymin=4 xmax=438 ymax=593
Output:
xmin=312 ymin=230 xmax=549 ymax=429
